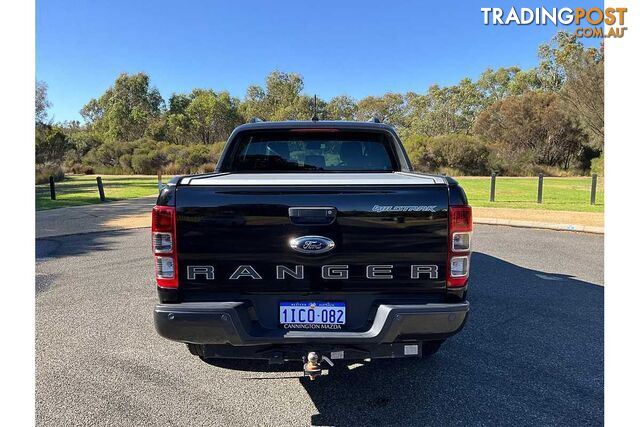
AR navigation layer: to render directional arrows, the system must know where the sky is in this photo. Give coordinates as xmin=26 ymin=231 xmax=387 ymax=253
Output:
xmin=36 ymin=0 xmax=602 ymax=122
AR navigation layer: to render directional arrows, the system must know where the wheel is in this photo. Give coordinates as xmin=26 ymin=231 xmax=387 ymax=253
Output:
xmin=421 ymin=340 xmax=444 ymax=358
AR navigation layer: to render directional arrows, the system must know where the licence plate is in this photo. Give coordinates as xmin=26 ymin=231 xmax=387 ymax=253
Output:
xmin=279 ymin=302 xmax=346 ymax=326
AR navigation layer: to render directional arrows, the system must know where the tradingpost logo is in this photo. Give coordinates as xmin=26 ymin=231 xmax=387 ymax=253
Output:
xmin=481 ymin=6 xmax=628 ymax=38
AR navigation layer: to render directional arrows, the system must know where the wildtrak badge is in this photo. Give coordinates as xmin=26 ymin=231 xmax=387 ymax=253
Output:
xmin=372 ymin=205 xmax=438 ymax=213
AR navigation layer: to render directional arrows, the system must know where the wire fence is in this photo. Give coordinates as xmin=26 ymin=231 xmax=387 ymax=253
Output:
xmin=39 ymin=174 xmax=604 ymax=212
xmin=488 ymin=173 xmax=599 ymax=205
xmin=456 ymin=175 xmax=604 ymax=212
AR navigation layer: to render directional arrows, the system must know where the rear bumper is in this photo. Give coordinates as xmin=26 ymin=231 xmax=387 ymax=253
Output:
xmin=154 ymin=301 xmax=469 ymax=345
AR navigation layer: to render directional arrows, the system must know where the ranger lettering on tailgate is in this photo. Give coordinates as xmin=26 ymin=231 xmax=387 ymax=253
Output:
xmin=186 ymin=264 xmax=439 ymax=280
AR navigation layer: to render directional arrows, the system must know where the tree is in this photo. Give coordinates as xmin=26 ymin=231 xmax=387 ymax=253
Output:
xmin=405 ymin=79 xmax=483 ymax=136
xmin=242 ymin=85 xmax=268 ymax=120
xmin=325 ymin=95 xmax=357 ymax=120
xmin=36 ymin=125 xmax=71 ymax=164
xmin=356 ymin=93 xmax=407 ymax=128
xmin=67 ymin=131 xmax=103 ymax=157
xmin=80 ymin=72 xmax=164 ymax=141
xmin=476 ymin=67 xmax=541 ymax=103
xmin=264 ymin=71 xmax=304 ymax=119
xmin=562 ymin=51 xmax=604 ymax=150
xmin=473 ymin=92 xmax=587 ymax=168
xmin=168 ymin=93 xmax=191 ymax=115
xmin=185 ymin=89 xmax=242 ymax=143
xmin=537 ymin=32 xmax=604 ymax=150
xmin=33 ymin=30 xmax=606 ymax=177
xmin=36 ymin=80 xmax=52 ymax=124
xmin=165 ymin=112 xmax=192 ymax=144
xmin=560 ymin=46 xmax=604 ymax=150
xmin=241 ymin=71 xmax=307 ymax=120
xmin=287 ymin=94 xmax=327 ymax=121
xmin=537 ymin=31 xmax=602 ymax=92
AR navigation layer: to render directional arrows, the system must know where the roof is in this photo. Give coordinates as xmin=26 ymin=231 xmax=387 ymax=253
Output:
xmin=231 ymin=120 xmax=397 ymax=133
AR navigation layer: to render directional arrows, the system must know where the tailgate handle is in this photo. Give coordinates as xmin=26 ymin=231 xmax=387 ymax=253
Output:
xmin=288 ymin=207 xmax=336 ymax=225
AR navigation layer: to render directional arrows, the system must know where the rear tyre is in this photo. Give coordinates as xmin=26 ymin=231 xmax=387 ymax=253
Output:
xmin=421 ymin=340 xmax=444 ymax=358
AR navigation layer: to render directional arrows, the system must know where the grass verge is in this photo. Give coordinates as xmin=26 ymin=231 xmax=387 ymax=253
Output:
xmin=36 ymin=175 xmax=163 ymax=210
xmin=36 ymin=175 xmax=604 ymax=213
xmin=456 ymin=177 xmax=604 ymax=213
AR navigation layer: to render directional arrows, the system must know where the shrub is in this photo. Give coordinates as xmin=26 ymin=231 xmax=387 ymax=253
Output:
xmin=574 ymin=146 xmax=601 ymax=172
xmin=119 ymin=154 xmax=133 ymax=173
xmin=174 ymin=145 xmax=212 ymax=173
xmin=404 ymin=134 xmax=491 ymax=175
xmin=36 ymin=164 xmax=65 ymax=184
xmin=211 ymin=141 xmax=226 ymax=164
xmin=91 ymin=166 xmax=126 ymax=175
xmin=159 ymin=144 xmax=187 ymax=163
xmin=473 ymin=92 xmax=587 ymax=169
xmin=84 ymin=141 xmax=133 ymax=167
xmin=484 ymin=143 xmax=537 ymax=176
xmin=65 ymin=163 xmax=94 ymax=174
xmin=68 ymin=131 xmax=103 ymax=156
xmin=73 ymin=136 xmax=228 ymax=175
xmin=36 ymin=125 xmax=71 ymax=165
xmin=161 ymin=163 xmax=184 ymax=175
xmin=590 ymin=155 xmax=604 ymax=176
xmin=131 ymin=150 xmax=168 ymax=174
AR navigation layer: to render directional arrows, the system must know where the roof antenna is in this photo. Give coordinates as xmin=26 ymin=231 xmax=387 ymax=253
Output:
xmin=311 ymin=95 xmax=319 ymax=121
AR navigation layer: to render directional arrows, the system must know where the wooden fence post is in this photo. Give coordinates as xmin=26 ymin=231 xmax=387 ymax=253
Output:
xmin=490 ymin=173 xmax=496 ymax=202
xmin=157 ymin=171 xmax=163 ymax=193
xmin=590 ymin=174 xmax=597 ymax=205
xmin=537 ymin=173 xmax=544 ymax=204
xmin=96 ymin=176 xmax=106 ymax=202
xmin=49 ymin=176 xmax=56 ymax=200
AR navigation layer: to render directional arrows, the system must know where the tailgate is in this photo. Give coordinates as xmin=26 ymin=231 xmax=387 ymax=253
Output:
xmin=175 ymin=182 xmax=449 ymax=295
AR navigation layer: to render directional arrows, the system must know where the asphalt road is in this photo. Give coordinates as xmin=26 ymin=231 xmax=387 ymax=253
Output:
xmin=36 ymin=225 xmax=603 ymax=426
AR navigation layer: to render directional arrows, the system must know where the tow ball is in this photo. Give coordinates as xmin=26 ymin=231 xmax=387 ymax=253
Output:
xmin=303 ymin=352 xmax=334 ymax=380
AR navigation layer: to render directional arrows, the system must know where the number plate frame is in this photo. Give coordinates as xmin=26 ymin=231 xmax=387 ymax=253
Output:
xmin=279 ymin=301 xmax=346 ymax=327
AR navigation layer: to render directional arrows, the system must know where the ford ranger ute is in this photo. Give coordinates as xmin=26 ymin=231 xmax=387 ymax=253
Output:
xmin=152 ymin=119 xmax=472 ymax=379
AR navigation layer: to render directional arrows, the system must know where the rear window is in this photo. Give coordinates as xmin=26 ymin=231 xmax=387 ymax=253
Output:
xmin=223 ymin=130 xmax=398 ymax=172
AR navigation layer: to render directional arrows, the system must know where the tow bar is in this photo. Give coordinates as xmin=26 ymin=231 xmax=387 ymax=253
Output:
xmin=303 ymin=352 xmax=334 ymax=380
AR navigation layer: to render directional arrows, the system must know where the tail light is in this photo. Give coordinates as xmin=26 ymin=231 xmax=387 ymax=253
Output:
xmin=152 ymin=206 xmax=178 ymax=288
xmin=447 ymin=206 xmax=472 ymax=287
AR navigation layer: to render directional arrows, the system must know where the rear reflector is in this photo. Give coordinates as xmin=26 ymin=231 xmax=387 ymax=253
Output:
xmin=447 ymin=206 xmax=472 ymax=288
xmin=152 ymin=206 xmax=178 ymax=288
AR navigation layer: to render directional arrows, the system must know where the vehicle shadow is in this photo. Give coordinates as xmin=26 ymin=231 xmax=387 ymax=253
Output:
xmin=36 ymin=196 xmax=155 ymax=239
xmin=36 ymin=229 xmax=138 ymax=260
xmin=299 ymin=252 xmax=603 ymax=426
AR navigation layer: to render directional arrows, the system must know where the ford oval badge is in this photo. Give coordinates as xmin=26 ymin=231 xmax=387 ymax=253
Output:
xmin=289 ymin=235 xmax=335 ymax=254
